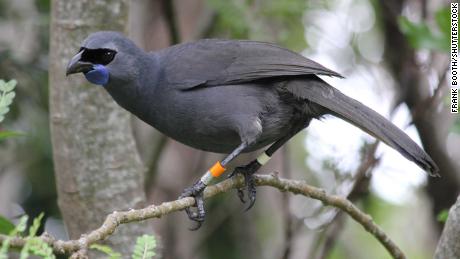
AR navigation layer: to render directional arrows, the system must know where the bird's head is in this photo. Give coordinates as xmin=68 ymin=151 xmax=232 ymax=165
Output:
xmin=66 ymin=31 xmax=142 ymax=86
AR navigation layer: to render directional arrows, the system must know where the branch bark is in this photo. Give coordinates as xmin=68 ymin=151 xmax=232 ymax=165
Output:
xmin=1 ymin=174 xmax=406 ymax=259
xmin=49 ymin=0 xmax=151 ymax=256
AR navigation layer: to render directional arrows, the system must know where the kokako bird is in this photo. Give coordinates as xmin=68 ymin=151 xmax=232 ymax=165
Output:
xmin=66 ymin=31 xmax=439 ymax=229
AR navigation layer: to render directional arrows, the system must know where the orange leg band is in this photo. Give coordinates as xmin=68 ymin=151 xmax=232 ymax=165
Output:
xmin=209 ymin=161 xmax=226 ymax=177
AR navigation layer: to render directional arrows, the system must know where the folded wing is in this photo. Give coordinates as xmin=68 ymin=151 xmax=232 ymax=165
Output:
xmin=159 ymin=39 xmax=342 ymax=89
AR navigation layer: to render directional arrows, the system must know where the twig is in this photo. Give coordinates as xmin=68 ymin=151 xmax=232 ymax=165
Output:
xmin=310 ymin=141 xmax=380 ymax=259
xmin=0 ymin=174 xmax=406 ymax=259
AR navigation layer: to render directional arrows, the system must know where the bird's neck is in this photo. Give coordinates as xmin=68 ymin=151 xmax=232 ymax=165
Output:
xmin=104 ymin=53 xmax=162 ymax=127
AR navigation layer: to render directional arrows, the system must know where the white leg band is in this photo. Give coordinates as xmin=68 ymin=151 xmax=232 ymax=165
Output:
xmin=256 ymin=152 xmax=271 ymax=165
xmin=200 ymin=171 xmax=213 ymax=185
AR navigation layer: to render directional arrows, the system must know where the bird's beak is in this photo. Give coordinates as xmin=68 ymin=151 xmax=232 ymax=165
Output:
xmin=66 ymin=50 xmax=94 ymax=76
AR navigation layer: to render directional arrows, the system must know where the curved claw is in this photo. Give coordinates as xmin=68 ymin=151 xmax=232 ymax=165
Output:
xmin=179 ymin=181 xmax=206 ymax=230
xmin=230 ymin=160 xmax=260 ymax=211
xmin=244 ymin=174 xmax=257 ymax=211
xmin=185 ymin=194 xmax=205 ymax=230
xmin=237 ymin=188 xmax=246 ymax=203
xmin=245 ymin=197 xmax=256 ymax=212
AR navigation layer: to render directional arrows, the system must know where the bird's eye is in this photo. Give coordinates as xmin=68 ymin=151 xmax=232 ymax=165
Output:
xmin=80 ymin=48 xmax=117 ymax=65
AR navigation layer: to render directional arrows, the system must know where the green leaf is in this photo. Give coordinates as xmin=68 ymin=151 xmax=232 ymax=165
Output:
xmin=19 ymin=246 xmax=30 ymax=259
xmin=452 ymin=117 xmax=460 ymax=134
xmin=0 ymin=80 xmax=17 ymax=92
xmin=1 ymin=92 xmax=15 ymax=107
xmin=0 ymin=131 xmax=25 ymax=140
xmin=19 ymin=214 xmax=55 ymax=259
xmin=0 ymin=216 xmax=15 ymax=235
xmin=1 ymin=215 xmax=28 ymax=258
xmin=15 ymin=215 xmax=28 ymax=234
xmin=0 ymin=79 xmax=17 ymax=123
xmin=28 ymin=213 xmax=44 ymax=237
xmin=90 ymin=244 xmax=122 ymax=259
xmin=398 ymin=10 xmax=449 ymax=52
xmin=0 ymin=239 xmax=10 ymax=259
xmin=0 ymin=107 xmax=9 ymax=115
xmin=132 ymin=234 xmax=156 ymax=259
xmin=435 ymin=7 xmax=450 ymax=36
xmin=27 ymin=238 xmax=55 ymax=259
xmin=0 ymin=216 xmax=16 ymax=259
xmin=437 ymin=209 xmax=449 ymax=223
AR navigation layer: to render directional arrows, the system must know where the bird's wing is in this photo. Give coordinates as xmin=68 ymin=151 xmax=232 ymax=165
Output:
xmin=158 ymin=39 xmax=343 ymax=90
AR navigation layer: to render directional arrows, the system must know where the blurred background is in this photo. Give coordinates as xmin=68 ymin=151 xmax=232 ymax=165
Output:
xmin=0 ymin=0 xmax=457 ymax=258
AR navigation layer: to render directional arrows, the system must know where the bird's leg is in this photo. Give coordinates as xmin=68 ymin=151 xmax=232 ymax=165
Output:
xmin=179 ymin=143 xmax=247 ymax=230
xmin=229 ymin=123 xmax=307 ymax=210
xmin=228 ymin=153 xmax=266 ymax=211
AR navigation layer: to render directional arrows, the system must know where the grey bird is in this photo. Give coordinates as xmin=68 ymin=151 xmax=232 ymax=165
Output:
xmin=66 ymin=31 xmax=439 ymax=229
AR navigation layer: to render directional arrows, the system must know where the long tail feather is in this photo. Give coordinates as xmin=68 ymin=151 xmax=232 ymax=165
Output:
xmin=287 ymin=78 xmax=439 ymax=176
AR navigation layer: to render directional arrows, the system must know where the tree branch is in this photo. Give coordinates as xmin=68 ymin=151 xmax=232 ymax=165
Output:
xmin=0 ymin=174 xmax=406 ymax=259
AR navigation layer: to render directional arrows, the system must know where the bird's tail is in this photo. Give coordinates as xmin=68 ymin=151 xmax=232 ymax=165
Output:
xmin=287 ymin=78 xmax=439 ymax=176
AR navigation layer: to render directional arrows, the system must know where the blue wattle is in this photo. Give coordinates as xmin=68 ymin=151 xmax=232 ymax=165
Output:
xmin=84 ymin=64 xmax=109 ymax=85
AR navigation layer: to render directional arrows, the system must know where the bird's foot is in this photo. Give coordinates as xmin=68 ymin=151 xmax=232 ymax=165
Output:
xmin=179 ymin=180 xmax=207 ymax=230
xmin=228 ymin=160 xmax=261 ymax=211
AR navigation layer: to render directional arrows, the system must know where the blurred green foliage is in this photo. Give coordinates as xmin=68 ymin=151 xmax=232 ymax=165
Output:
xmin=0 ymin=79 xmax=24 ymax=141
xmin=0 ymin=213 xmax=157 ymax=258
xmin=90 ymin=234 xmax=156 ymax=259
xmin=206 ymin=0 xmax=307 ymax=51
xmin=452 ymin=118 xmax=460 ymax=134
xmin=436 ymin=209 xmax=449 ymax=223
xmin=398 ymin=8 xmax=450 ymax=52
xmin=0 ymin=0 xmax=57 ymax=230
xmin=0 ymin=213 xmax=55 ymax=259
xmin=90 ymin=244 xmax=123 ymax=259
xmin=0 ymin=216 xmax=14 ymax=235
xmin=132 ymin=234 xmax=156 ymax=259
xmin=0 ymin=79 xmax=17 ymax=123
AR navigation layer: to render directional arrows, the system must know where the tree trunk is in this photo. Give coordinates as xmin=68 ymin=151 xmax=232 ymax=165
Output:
xmin=435 ymin=195 xmax=460 ymax=258
xmin=49 ymin=0 xmax=150 ymax=256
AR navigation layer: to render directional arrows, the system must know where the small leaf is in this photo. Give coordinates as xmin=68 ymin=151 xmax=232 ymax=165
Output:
xmin=132 ymin=234 xmax=156 ymax=259
xmin=0 ymin=107 xmax=9 ymax=115
xmin=1 ymin=215 xmax=29 ymax=257
xmin=437 ymin=209 xmax=449 ymax=223
xmin=1 ymin=80 xmax=17 ymax=92
xmin=398 ymin=15 xmax=449 ymax=52
xmin=19 ymin=214 xmax=53 ymax=259
xmin=0 ymin=131 xmax=25 ymax=140
xmin=90 ymin=244 xmax=122 ymax=259
xmin=0 ymin=81 xmax=6 ymax=92
xmin=15 ymin=215 xmax=28 ymax=234
xmin=19 ymin=246 xmax=30 ymax=259
xmin=27 ymin=238 xmax=55 ymax=259
xmin=29 ymin=213 xmax=44 ymax=237
xmin=452 ymin=117 xmax=460 ymax=134
xmin=2 ymin=92 xmax=15 ymax=106
xmin=435 ymin=7 xmax=450 ymax=36
xmin=0 ymin=240 xmax=10 ymax=259
xmin=0 ymin=216 xmax=15 ymax=235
